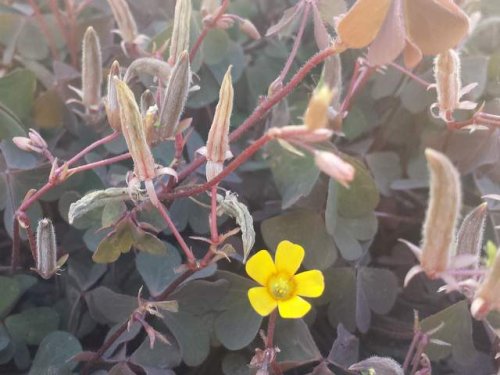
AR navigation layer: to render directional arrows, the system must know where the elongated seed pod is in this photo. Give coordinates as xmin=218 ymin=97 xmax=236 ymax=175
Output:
xmin=108 ymin=0 xmax=138 ymax=43
xmin=36 ymin=218 xmax=57 ymax=279
xmin=105 ymin=60 xmax=121 ymax=131
xmin=205 ymin=66 xmax=233 ymax=180
xmin=304 ymin=86 xmax=334 ymax=131
xmin=82 ymin=27 xmax=102 ymax=111
xmin=455 ymin=202 xmax=488 ymax=277
xmin=434 ymin=49 xmax=461 ymax=116
xmin=114 ymin=78 xmax=156 ymax=180
xmin=420 ymin=148 xmax=462 ymax=278
xmin=123 ymin=58 xmax=172 ymax=83
xmin=157 ymin=51 xmax=191 ymax=139
xmin=169 ymin=0 xmax=192 ymax=64
xmin=471 ymin=248 xmax=500 ymax=320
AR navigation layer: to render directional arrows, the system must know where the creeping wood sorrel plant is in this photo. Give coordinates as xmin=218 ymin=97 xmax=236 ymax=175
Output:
xmin=2 ymin=0 xmax=500 ymax=374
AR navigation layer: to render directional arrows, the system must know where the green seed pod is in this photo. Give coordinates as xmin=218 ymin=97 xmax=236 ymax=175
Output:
xmin=169 ymin=0 xmax=192 ymax=64
xmin=105 ymin=60 xmax=121 ymax=131
xmin=114 ymin=78 xmax=156 ymax=180
xmin=35 ymin=219 xmax=67 ymax=279
xmin=107 ymin=0 xmax=138 ymax=43
xmin=157 ymin=51 xmax=191 ymax=140
xmin=82 ymin=27 xmax=102 ymax=112
xmin=204 ymin=66 xmax=233 ymax=180
xmin=420 ymin=148 xmax=462 ymax=278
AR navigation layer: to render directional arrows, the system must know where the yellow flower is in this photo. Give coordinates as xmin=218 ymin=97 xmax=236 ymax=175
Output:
xmin=246 ymin=240 xmax=325 ymax=319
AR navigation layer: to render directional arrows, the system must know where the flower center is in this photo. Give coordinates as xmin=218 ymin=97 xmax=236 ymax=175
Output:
xmin=267 ymin=273 xmax=295 ymax=300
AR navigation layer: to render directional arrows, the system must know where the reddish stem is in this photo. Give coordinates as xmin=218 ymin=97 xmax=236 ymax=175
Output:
xmin=276 ymin=3 xmax=309 ymax=84
xmin=176 ymin=44 xmax=344 ymax=185
xmin=340 ymin=63 xmax=375 ymax=114
xmin=10 ymin=219 xmax=20 ymax=273
xmin=64 ymin=0 xmax=79 ymax=68
xmin=189 ymin=0 xmax=230 ymax=61
xmin=210 ymin=185 xmax=219 ymax=244
xmin=154 ymin=202 xmax=197 ymax=267
xmin=28 ymin=0 xmax=60 ymax=60
xmin=164 ymin=133 xmax=272 ymax=200
xmin=67 ymin=152 xmax=131 ymax=175
xmin=66 ymin=132 xmax=121 ymax=167
xmin=389 ymin=62 xmax=430 ymax=88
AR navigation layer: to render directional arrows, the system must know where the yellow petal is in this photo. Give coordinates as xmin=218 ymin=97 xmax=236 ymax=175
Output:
xmin=275 ymin=240 xmax=304 ymax=276
xmin=248 ymin=287 xmax=278 ymax=316
xmin=293 ymin=270 xmax=325 ymax=297
xmin=277 ymin=296 xmax=311 ymax=319
xmin=246 ymin=250 xmax=276 ymax=285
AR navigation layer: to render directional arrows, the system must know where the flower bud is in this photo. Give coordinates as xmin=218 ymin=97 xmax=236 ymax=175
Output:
xmin=157 ymin=51 xmax=191 ymax=140
xmin=304 ymin=86 xmax=335 ymax=131
xmin=239 ymin=19 xmax=261 ymax=40
xmin=105 ymin=60 xmax=121 ymax=131
xmin=34 ymin=218 xmax=68 ymax=279
xmin=13 ymin=129 xmax=48 ymax=154
xmin=420 ymin=149 xmax=461 ymax=278
xmin=107 ymin=0 xmax=139 ymax=43
xmin=114 ymin=78 xmax=156 ymax=181
xmin=81 ymin=27 xmax=102 ymax=113
xmin=169 ymin=0 xmax=192 ymax=64
xmin=201 ymin=66 xmax=233 ymax=181
xmin=314 ymin=151 xmax=355 ymax=187
xmin=471 ymin=248 xmax=500 ymax=320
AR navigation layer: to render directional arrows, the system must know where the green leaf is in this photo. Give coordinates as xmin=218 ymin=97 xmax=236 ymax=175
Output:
xmin=261 ymin=210 xmax=338 ymax=270
xmin=93 ymin=220 xmax=134 ymax=263
xmin=85 ymin=287 xmax=137 ymax=325
xmin=130 ymin=336 xmax=182 ymax=370
xmin=420 ymin=300 xmax=478 ymax=364
xmin=337 ymin=213 xmax=378 ymax=242
xmin=325 ymin=267 xmax=357 ymax=332
xmin=357 ymin=267 xmax=399 ymax=315
xmin=325 ymin=179 xmax=338 ymax=235
xmin=333 ymin=224 xmax=364 ymax=261
xmin=5 ymin=307 xmax=59 ymax=345
xmin=0 ymin=69 xmax=36 ymax=120
xmin=365 ymin=152 xmax=402 ymax=197
xmin=17 ymin=20 xmax=49 ymax=60
xmin=214 ymin=271 xmax=263 ymax=350
xmin=0 ymin=276 xmax=20 ymax=318
xmin=337 ymin=156 xmax=380 ymax=218
xmin=68 ymin=188 xmax=130 ymax=225
xmin=202 ymin=29 xmax=230 ymax=65
xmin=164 ymin=279 xmax=229 ymax=366
xmin=0 ymin=102 xmax=26 ymax=139
xmin=29 ymin=331 xmax=82 ymax=375
xmin=222 ymin=353 xmax=251 ymax=375
xmin=136 ymin=245 xmax=182 ymax=297
xmin=275 ymin=319 xmax=322 ymax=369
xmin=269 ymin=142 xmax=321 ymax=209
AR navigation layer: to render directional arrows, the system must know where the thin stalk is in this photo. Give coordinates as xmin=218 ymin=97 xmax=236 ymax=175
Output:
xmin=67 ymin=152 xmax=131 ymax=175
xmin=155 ymin=202 xmax=197 ymax=267
xmin=389 ymin=62 xmax=430 ymax=88
xmin=210 ymin=185 xmax=219 ymax=244
xmin=189 ymin=0 xmax=230 ymax=61
xmin=276 ymin=3 xmax=309 ymax=84
xmin=66 ymin=132 xmax=120 ymax=167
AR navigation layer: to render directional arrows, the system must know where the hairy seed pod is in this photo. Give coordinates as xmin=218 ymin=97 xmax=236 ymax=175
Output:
xmin=454 ymin=202 xmax=488 ymax=280
xmin=123 ymin=57 xmax=172 ymax=83
xmin=421 ymin=148 xmax=462 ymax=278
xmin=314 ymin=151 xmax=355 ymax=188
xmin=36 ymin=218 xmax=57 ymax=279
xmin=114 ymin=78 xmax=156 ymax=180
xmin=157 ymin=51 xmax=191 ymax=140
xmin=471 ymin=248 xmax=500 ymax=320
xmin=140 ymin=89 xmax=156 ymax=117
xmin=169 ymin=0 xmax=192 ymax=64
xmin=304 ymin=86 xmax=335 ymax=131
xmin=82 ymin=27 xmax=102 ymax=112
xmin=204 ymin=66 xmax=233 ymax=180
xmin=434 ymin=49 xmax=461 ymax=116
xmin=108 ymin=0 xmax=138 ymax=43
xmin=105 ymin=60 xmax=121 ymax=131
